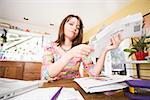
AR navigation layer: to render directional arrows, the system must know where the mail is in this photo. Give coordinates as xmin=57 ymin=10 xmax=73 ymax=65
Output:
xmin=89 ymin=12 xmax=143 ymax=58
xmin=74 ymin=75 xmax=133 ymax=93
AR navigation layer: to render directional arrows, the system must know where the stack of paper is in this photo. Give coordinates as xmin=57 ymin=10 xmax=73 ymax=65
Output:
xmin=74 ymin=75 xmax=133 ymax=93
xmin=9 ymin=87 xmax=84 ymax=100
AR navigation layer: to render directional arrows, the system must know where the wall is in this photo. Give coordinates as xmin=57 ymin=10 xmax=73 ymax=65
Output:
xmin=84 ymin=0 xmax=150 ymax=42
xmin=84 ymin=0 xmax=150 ymax=79
xmin=0 ymin=29 xmax=57 ymax=62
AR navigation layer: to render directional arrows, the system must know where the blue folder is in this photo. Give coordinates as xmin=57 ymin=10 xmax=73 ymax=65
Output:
xmin=125 ymin=79 xmax=150 ymax=88
xmin=124 ymin=79 xmax=150 ymax=100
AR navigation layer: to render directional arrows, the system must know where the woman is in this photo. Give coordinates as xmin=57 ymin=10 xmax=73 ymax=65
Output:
xmin=41 ymin=14 xmax=122 ymax=81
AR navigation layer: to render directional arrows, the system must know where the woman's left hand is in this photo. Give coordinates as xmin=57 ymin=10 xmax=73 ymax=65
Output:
xmin=105 ymin=32 xmax=122 ymax=51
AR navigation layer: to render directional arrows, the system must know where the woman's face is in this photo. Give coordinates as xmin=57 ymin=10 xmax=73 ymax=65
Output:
xmin=64 ymin=17 xmax=80 ymax=41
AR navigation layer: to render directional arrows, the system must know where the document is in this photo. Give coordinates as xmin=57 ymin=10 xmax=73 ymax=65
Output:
xmin=74 ymin=75 xmax=133 ymax=93
xmin=9 ymin=87 xmax=84 ymax=100
xmin=89 ymin=12 xmax=143 ymax=58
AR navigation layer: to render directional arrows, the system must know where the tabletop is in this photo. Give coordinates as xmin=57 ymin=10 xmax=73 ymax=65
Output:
xmin=42 ymin=79 xmax=128 ymax=100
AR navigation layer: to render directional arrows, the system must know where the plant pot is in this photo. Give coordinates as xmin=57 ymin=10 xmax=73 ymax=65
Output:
xmin=135 ymin=51 xmax=148 ymax=60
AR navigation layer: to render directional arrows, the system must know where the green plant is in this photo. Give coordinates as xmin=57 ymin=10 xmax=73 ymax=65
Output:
xmin=124 ymin=34 xmax=150 ymax=57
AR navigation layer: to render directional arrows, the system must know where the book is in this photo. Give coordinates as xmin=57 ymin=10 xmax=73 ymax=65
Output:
xmin=74 ymin=75 xmax=132 ymax=93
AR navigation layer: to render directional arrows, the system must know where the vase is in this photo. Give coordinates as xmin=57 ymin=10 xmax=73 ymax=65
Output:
xmin=135 ymin=51 xmax=148 ymax=60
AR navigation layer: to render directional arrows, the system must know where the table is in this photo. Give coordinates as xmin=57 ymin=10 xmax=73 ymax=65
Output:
xmin=42 ymin=79 xmax=128 ymax=100
xmin=123 ymin=60 xmax=150 ymax=78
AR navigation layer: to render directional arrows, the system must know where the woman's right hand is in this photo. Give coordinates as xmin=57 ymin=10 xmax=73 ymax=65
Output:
xmin=105 ymin=32 xmax=122 ymax=52
xmin=68 ymin=44 xmax=93 ymax=58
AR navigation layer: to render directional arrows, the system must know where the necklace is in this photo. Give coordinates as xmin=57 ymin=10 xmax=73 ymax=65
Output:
xmin=61 ymin=46 xmax=71 ymax=52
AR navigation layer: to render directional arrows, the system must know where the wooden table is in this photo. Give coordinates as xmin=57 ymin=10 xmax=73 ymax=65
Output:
xmin=42 ymin=79 xmax=128 ymax=100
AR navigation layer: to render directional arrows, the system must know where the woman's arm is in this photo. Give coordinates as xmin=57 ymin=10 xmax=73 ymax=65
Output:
xmin=45 ymin=44 xmax=92 ymax=78
xmin=46 ymin=51 xmax=73 ymax=78
xmin=92 ymin=49 xmax=108 ymax=75
xmin=93 ymin=33 xmax=122 ymax=75
xmin=42 ymin=44 xmax=74 ymax=79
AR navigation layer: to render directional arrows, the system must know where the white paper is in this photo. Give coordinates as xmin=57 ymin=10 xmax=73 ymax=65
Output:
xmin=8 ymin=87 xmax=84 ymax=100
xmin=89 ymin=12 xmax=143 ymax=58
xmin=74 ymin=75 xmax=133 ymax=93
xmin=88 ymin=82 xmax=128 ymax=93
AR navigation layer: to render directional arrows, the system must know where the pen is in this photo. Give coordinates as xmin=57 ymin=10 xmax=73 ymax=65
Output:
xmin=51 ymin=86 xmax=63 ymax=100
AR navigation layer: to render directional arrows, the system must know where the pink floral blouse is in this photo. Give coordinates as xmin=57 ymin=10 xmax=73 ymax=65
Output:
xmin=41 ymin=42 xmax=95 ymax=80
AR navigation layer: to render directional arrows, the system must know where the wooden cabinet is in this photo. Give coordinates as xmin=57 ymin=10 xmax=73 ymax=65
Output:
xmin=23 ymin=62 xmax=42 ymax=80
xmin=0 ymin=61 xmax=42 ymax=80
xmin=4 ymin=64 xmax=24 ymax=79
xmin=0 ymin=66 xmax=5 ymax=77
xmin=0 ymin=61 xmax=24 ymax=79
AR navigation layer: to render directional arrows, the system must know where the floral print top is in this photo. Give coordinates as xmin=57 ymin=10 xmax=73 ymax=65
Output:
xmin=41 ymin=42 xmax=95 ymax=81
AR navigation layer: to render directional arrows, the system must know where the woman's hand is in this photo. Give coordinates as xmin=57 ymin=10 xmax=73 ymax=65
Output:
xmin=68 ymin=44 xmax=93 ymax=58
xmin=105 ymin=32 xmax=122 ymax=51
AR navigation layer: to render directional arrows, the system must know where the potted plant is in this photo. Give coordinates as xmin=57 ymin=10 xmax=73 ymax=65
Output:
xmin=124 ymin=34 xmax=150 ymax=60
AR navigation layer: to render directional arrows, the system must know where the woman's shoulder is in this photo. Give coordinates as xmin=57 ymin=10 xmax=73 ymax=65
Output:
xmin=44 ymin=41 xmax=58 ymax=50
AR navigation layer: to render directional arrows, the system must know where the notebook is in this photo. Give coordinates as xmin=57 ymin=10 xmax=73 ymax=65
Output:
xmin=0 ymin=78 xmax=43 ymax=100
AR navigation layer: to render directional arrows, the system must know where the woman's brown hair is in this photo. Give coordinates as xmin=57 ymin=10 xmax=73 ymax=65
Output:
xmin=55 ymin=14 xmax=84 ymax=47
